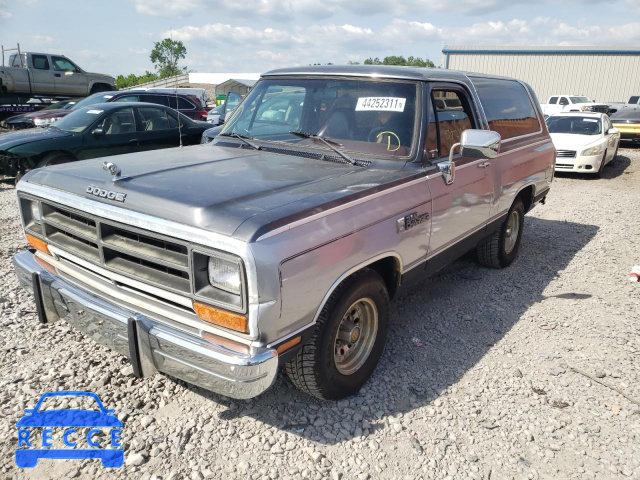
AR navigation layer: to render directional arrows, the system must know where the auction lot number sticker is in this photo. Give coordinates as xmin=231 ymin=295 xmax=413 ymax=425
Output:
xmin=355 ymin=97 xmax=406 ymax=112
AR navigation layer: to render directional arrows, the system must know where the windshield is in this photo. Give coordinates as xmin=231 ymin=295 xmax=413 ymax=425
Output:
xmin=570 ymin=96 xmax=591 ymax=104
xmin=71 ymin=93 xmax=116 ymax=110
xmin=547 ymin=116 xmax=601 ymax=135
xmin=52 ymin=106 xmax=105 ymax=132
xmin=42 ymin=100 xmax=75 ymax=111
xmin=220 ymin=78 xmax=419 ymax=159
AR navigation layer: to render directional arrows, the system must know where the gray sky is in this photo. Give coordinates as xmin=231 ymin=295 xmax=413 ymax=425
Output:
xmin=1 ymin=0 xmax=637 ymax=77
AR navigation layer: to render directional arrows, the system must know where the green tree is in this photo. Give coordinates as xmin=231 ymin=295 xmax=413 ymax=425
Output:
xmin=150 ymin=38 xmax=187 ymax=78
xmin=363 ymin=55 xmax=435 ymax=67
xmin=115 ymin=71 xmax=159 ymax=89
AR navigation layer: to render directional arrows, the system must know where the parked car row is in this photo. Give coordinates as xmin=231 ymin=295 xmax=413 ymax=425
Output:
xmin=0 ymin=102 xmax=210 ymax=180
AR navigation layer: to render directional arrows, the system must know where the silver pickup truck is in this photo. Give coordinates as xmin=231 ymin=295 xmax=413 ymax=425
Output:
xmin=1 ymin=52 xmax=115 ymax=97
xmin=13 ymin=66 xmax=555 ymax=400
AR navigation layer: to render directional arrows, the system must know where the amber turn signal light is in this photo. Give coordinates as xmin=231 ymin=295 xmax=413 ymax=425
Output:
xmin=26 ymin=234 xmax=50 ymax=255
xmin=276 ymin=335 xmax=301 ymax=354
xmin=193 ymin=302 xmax=248 ymax=333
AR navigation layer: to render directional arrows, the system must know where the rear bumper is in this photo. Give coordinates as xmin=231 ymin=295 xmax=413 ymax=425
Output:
xmin=13 ymin=250 xmax=278 ymax=399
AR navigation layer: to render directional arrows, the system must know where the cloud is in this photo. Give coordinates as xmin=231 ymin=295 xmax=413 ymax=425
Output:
xmin=159 ymin=15 xmax=640 ymax=73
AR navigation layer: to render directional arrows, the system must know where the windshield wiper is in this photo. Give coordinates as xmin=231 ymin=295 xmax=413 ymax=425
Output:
xmin=289 ymin=130 xmax=359 ymax=166
xmin=219 ymin=132 xmax=261 ymax=150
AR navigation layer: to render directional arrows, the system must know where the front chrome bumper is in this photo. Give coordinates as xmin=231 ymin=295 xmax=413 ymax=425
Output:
xmin=12 ymin=250 xmax=278 ymax=399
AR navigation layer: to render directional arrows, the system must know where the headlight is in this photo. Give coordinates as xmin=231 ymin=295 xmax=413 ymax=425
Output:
xmin=208 ymin=256 xmax=242 ymax=295
xmin=34 ymin=117 xmax=58 ymax=127
xmin=582 ymin=145 xmax=603 ymax=156
xmin=30 ymin=201 xmax=42 ymax=222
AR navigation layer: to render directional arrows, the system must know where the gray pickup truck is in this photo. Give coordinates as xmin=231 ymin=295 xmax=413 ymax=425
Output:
xmin=1 ymin=52 xmax=114 ymax=97
xmin=13 ymin=66 xmax=555 ymax=400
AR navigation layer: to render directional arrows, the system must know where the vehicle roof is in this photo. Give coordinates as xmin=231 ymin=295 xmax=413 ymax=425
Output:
xmin=549 ymin=94 xmax=590 ymax=96
xmin=262 ymin=65 xmax=520 ymax=83
xmin=94 ymin=90 xmax=194 ymax=97
xmin=549 ymin=112 xmax=603 ymax=117
xmin=76 ymin=101 xmax=175 ymax=110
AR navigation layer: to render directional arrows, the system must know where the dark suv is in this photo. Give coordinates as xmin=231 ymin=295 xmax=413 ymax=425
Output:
xmin=1 ymin=91 xmax=208 ymax=130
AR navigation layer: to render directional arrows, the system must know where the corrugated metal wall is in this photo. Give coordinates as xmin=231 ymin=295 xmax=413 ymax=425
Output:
xmin=443 ymin=51 xmax=640 ymax=103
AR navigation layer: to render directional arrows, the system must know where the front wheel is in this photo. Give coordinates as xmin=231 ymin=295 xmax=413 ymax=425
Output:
xmin=477 ymin=197 xmax=525 ymax=269
xmin=285 ymin=269 xmax=390 ymax=400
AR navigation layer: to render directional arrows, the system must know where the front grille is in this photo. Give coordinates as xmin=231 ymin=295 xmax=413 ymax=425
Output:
xmin=40 ymin=202 xmax=191 ymax=294
xmin=556 ymin=150 xmax=576 ymax=158
xmin=555 ymin=163 xmax=574 ymax=168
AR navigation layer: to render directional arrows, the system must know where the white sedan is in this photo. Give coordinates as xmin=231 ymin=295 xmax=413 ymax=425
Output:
xmin=547 ymin=112 xmax=620 ymax=176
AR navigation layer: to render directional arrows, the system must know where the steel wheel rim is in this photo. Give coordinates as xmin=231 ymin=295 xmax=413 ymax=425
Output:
xmin=334 ymin=298 xmax=378 ymax=376
xmin=504 ymin=210 xmax=520 ymax=254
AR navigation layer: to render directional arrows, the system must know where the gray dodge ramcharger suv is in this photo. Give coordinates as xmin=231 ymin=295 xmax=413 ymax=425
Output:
xmin=13 ymin=66 xmax=555 ymax=400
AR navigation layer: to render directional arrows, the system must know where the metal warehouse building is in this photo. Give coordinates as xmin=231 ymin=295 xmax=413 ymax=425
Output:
xmin=442 ymin=46 xmax=640 ymax=104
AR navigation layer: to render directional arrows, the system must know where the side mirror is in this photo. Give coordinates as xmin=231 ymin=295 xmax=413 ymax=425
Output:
xmin=608 ymin=127 xmax=619 ymax=135
xmin=437 ymin=160 xmax=455 ymax=185
xmin=460 ymin=129 xmax=501 ymax=159
xmin=437 ymin=129 xmax=501 ymax=185
xmin=92 ymin=127 xmax=104 ymax=136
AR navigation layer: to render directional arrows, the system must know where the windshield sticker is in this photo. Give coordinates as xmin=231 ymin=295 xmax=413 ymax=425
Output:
xmin=356 ymin=97 xmax=406 ymax=112
xmin=584 ymin=119 xmax=598 ymax=122
xmin=103 ymin=95 xmax=113 ymax=99
xmin=86 ymin=110 xmax=103 ymax=114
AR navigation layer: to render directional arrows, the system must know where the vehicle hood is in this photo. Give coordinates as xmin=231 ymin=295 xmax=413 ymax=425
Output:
xmin=86 ymin=72 xmax=115 ymax=82
xmin=16 ymin=410 xmax=123 ymax=427
xmin=24 ymin=144 xmax=413 ymax=241
xmin=5 ymin=109 xmax=67 ymax=123
xmin=0 ymin=127 xmax=73 ymax=150
xmin=549 ymin=133 xmax=603 ymax=150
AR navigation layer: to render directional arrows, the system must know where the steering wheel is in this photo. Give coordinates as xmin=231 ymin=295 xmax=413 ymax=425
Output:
xmin=367 ymin=128 xmax=401 ymax=152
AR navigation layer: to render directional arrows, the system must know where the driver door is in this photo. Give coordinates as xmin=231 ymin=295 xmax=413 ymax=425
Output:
xmin=52 ymin=56 xmax=88 ymax=96
xmin=425 ymin=85 xmax=493 ymax=267
xmin=79 ymin=107 xmax=138 ymax=160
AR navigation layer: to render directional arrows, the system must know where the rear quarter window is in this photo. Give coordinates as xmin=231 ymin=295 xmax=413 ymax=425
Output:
xmin=471 ymin=78 xmax=540 ymax=140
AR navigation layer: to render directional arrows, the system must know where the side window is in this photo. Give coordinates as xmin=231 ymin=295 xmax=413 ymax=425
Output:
xmin=430 ymin=89 xmax=475 ymax=159
xmin=51 ymin=56 xmax=78 ymax=72
xmin=32 ymin=55 xmax=49 ymax=70
xmin=138 ymin=107 xmax=175 ymax=131
xmin=549 ymin=97 xmax=558 ymax=105
xmin=629 ymin=96 xmax=640 ymax=104
xmin=98 ymin=108 xmax=136 ymax=135
xmin=139 ymin=94 xmax=170 ymax=107
xmin=177 ymin=97 xmax=194 ymax=110
xmin=472 ymin=77 xmax=541 ymax=140
xmin=113 ymin=95 xmax=139 ymax=102
xmin=425 ymin=100 xmax=438 ymax=159
xmin=559 ymin=97 xmax=569 ymax=106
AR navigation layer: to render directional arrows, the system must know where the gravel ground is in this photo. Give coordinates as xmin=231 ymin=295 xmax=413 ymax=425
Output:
xmin=1 ymin=147 xmax=639 ymax=480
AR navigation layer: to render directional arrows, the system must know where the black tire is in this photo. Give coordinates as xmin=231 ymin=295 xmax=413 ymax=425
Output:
xmin=285 ymin=268 xmax=390 ymax=400
xmin=36 ymin=152 xmax=74 ymax=169
xmin=477 ymin=197 xmax=525 ymax=269
xmin=596 ymin=150 xmax=607 ymax=178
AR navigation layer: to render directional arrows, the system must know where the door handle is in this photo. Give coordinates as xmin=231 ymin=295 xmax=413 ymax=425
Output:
xmin=54 ymin=73 xmax=61 ymax=77
xmin=129 ymin=139 xmax=139 ymax=143
xmin=477 ymin=162 xmax=490 ymax=168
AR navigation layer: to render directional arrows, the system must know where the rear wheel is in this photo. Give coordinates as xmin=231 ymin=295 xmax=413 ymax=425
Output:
xmin=477 ymin=197 xmax=525 ymax=269
xmin=90 ymin=83 xmax=111 ymax=94
xmin=285 ymin=269 xmax=390 ymax=400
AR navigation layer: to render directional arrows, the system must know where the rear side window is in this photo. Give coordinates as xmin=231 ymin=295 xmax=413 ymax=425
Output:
xmin=177 ymin=97 xmax=194 ymax=110
xmin=32 ymin=55 xmax=49 ymax=70
xmin=113 ymin=95 xmax=139 ymax=102
xmin=549 ymin=97 xmax=558 ymax=105
xmin=139 ymin=94 xmax=170 ymax=107
xmin=472 ymin=77 xmax=540 ymax=140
